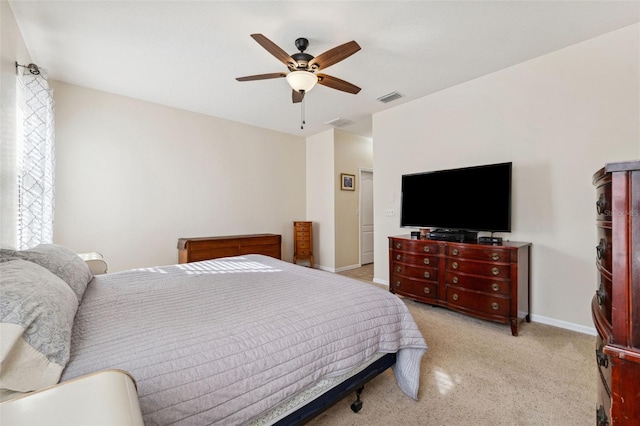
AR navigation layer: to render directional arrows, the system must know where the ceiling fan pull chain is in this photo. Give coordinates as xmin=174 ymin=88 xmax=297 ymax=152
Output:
xmin=300 ymin=91 xmax=306 ymax=129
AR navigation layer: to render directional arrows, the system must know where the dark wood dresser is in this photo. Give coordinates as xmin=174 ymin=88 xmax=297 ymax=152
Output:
xmin=389 ymin=236 xmax=531 ymax=335
xmin=592 ymin=160 xmax=640 ymax=425
xmin=177 ymin=234 xmax=281 ymax=263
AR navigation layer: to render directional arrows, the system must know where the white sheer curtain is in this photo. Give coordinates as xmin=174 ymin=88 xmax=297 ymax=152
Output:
xmin=15 ymin=65 xmax=55 ymax=250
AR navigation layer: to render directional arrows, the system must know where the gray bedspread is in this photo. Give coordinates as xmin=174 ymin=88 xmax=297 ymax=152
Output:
xmin=61 ymin=255 xmax=427 ymax=425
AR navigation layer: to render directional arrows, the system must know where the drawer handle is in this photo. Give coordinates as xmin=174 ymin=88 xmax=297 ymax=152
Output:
xmin=596 ymin=193 xmax=607 ymax=215
xmin=596 ymin=239 xmax=606 ymax=260
xmin=452 ymin=293 xmax=459 ymax=301
xmin=452 ymin=262 xmax=459 ymax=269
xmin=423 ymin=246 xmax=430 ymax=253
xmin=491 ymin=267 xmax=500 ymax=276
xmin=396 ymin=243 xmax=401 ymax=249
xmin=491 ymin=302 xmax=500 ymax=311
xmin=596 ymin=405 xmax=608 ymax=426
xmin=423 ymin=258 xmax=430 ymax=265
xmin=396 ymin=254 xmax=402 ymax=260
xmin=395 ymin=281 xmax=401 ymax=287
xmin=491 ymin=252 xmax=500 ymax=261
xmin=596 ymin=346 xmax=609 ymax=368
xmin=423 ymin=287 xmax=430 ymax=294
xmin=596 ymin=281 xmax=606 ymax=306
xmin=452 ymin=248 xmax=459 ymax=256
xmin=424 ymin=271 xmax=430 ymax=279
xmin=491 ymin=283 xmax=500 ymax=292
xmin=452 ymin=276 xmax=459 ymax=284
xmin=396 ymin=266 xmax=402 ymax=273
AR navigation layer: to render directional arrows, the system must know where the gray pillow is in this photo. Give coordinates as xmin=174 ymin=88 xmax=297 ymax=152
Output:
xmin=0 ymin=259 xmax=78 ymax=391
xmin=0 ymin=248 xmax=17 ymax=263
xmin=12 ymin=244 xmax=93 ymax=303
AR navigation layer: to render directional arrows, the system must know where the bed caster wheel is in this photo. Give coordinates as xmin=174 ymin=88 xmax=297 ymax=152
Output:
xmin=351 ymin=385 xmax=364 ymax=413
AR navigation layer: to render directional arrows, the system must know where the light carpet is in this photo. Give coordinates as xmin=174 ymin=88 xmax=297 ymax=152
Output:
xmin=306 ymin=264 xmax=596 ymax=426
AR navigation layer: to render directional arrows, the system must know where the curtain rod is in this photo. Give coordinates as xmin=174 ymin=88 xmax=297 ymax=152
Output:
xmin=15 ymin=62 xmax=41 ymax=75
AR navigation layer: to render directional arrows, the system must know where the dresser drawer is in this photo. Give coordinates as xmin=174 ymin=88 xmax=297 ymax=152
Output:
xmin=595 ymin=266 xmax=612 ymax=326
xmin=296 ymin=231 xmax=311 ymax=240
xmin=294 ymin=223 xmax=312 ymax=233
xmin=390 ymin=239 xmax=439 ymax=254
xmin=391 ymin=275 xmax=438 ymax=299
xmin=444 ymin=272 xmax=511 ymax=295
xmin=595 ymin=394 xmax=611 ymax=426
xmin=446 ymin=285 xmax=510 ymax=316
xmin=595 ymin=179 xmax=612 ymax=221
xmin=393 ymin=252 xmax=438 ymax=267
xmin=446 ymin=258 xmax=510 ymax=279
xmin=392 ymin=262 xmax=438 ymax=281
xmin=595 ymin=226 xmax=613 ymax=273
xmin=447 ymin=245 xmax=511 ymax=263
xmin=595 ymin=334 xmax=612 ymax=399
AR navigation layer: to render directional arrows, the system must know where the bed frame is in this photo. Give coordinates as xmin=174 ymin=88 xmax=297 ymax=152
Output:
xmin=274 ymin=353 xmax=397 ymax=425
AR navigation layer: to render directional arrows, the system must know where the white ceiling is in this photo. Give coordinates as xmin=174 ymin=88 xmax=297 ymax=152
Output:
xmin=9 ymin=1 xmax=640 ymax=138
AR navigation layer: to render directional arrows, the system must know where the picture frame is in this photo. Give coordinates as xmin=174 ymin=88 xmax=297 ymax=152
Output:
xmin=340 ymin=173 xmax=355 ymax=191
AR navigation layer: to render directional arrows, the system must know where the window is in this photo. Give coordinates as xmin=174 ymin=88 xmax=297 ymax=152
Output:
xmin=15 ymin=64 xmax=55 ymax=249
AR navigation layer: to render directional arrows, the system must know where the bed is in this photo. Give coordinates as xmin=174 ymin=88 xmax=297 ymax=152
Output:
xmin=0 ymin=244 xmax=428 ymax=425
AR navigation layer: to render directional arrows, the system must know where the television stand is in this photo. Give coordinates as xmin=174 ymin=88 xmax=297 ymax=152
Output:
xmin=389 ymin=235 xmax=531 ymax=336
xmin=427 ymin=229 xmax=478 ymax=243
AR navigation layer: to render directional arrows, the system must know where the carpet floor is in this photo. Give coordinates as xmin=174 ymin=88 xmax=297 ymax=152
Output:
xmin=306 ymin=263 xmax=596 ymax=426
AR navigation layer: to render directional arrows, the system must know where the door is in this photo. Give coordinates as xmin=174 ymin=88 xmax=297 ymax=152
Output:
xmin=360 ymin=170 xmax=374 ymax=264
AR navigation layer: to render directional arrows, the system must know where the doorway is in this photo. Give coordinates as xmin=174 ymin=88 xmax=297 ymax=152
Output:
xmin=360 ymin=169 xmax=374 ymax=265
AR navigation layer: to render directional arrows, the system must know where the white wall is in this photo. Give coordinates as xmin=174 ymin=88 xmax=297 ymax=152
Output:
xmin=373 ymin=24 xmax=640 ymax=331
xmin=0 ymin=0 xmax=30 ymax=248
xmin=305 ymin=129 xmax=335 ymax=270
xmin=52 ymin=81 xmax=306 ymax=272
xmin=334 ymin=129 xmax=373 ymax=270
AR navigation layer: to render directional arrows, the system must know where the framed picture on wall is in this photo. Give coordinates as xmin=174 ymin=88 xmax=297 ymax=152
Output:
xmin=340 ymin=173 xmax=355 ymax=191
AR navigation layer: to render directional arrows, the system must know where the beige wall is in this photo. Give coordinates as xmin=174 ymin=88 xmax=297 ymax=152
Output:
xmin=305 ymin=129 xmax=373 ymax=271
xmin=51 ymin=81 xmax=306 ymax=272
xmin=305 ymin=129 xmax=335 ymax=270
xmin=373 ymin=24 xmax=640 ymax=332
xmin=334 ymin=130 xmax=373 ymax=270
xmin=0 ymin=0 xmax=30 ymax=248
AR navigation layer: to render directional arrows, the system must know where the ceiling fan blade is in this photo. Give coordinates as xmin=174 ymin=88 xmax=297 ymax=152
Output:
xmin=236 ymin=72 xmax=286 ymax=82
xmin=317 ymin=74 xmax=361 ymax=94
xmin=308 ymin=41 xmax=360 ymax=70
xmin=251 ymin=34 xmax=297 ymax=68
xmin=292 ymin=89 xmax=305 ymax=103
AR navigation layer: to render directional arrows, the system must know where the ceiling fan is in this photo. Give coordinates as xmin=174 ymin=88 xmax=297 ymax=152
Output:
xmin=236 ymin=34 xmax=361 ymax=104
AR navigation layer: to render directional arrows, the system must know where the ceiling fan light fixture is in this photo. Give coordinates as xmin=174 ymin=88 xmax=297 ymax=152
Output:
xmin=286 ymin=71 xmax=317 ymax=93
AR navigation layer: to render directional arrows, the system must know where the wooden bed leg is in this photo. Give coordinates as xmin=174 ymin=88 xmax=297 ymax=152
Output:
xmin=351 ymin=386 xmax=364 ymax=413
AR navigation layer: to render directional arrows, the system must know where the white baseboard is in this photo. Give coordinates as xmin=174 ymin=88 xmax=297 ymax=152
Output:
xmin=314 ymin=264 xmax=335 ymax=273
xmin=374 ymin=278 xmax=389 ymax=286
xmin=314 ymin=264 xmax=362 ymax=273
xmin=334 ymin=264 xmax=361 ymax=273
xmin=529 ymin=314 xmax=596 ymax=336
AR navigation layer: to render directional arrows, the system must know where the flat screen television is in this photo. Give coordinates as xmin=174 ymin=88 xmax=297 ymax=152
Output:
xmin=400 ymin=162 xmax=512 ymax=233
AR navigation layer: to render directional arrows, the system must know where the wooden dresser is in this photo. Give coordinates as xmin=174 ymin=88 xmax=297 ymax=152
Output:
xmin=293 ymin=221 xmax=314 ymax=268
xmin=177 ymin=234 xmax=281 ymax=263
xmin=389 ymin=236 xmax=531 ymax=335
xmin=592 ymin=160 xmax=640 ymax=425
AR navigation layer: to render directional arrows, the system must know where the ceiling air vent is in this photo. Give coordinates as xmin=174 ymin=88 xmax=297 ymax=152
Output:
xmin=325 ymin=117 xmax=354 ymax=128
xmin=377 ymin=91 xmax=403 ymax=103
